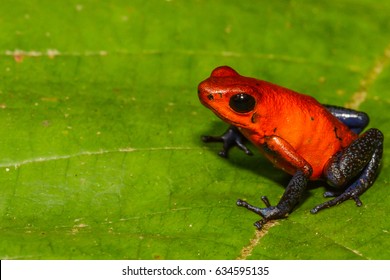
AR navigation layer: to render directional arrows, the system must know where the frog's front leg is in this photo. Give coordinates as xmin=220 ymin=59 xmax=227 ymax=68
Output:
xmin=202 ymin=125 xmax=253 ymax=158
xmin=238 ymin=170 xmax=309 ymax=229
xmin=311 ymin=128 xmax=383 ymax=214
xmin=237 ymin=135 xmax=312 ymax=229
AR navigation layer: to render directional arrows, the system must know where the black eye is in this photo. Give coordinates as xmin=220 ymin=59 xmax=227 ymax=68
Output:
xmin=229 ymin=93 xmax=256 ymax=113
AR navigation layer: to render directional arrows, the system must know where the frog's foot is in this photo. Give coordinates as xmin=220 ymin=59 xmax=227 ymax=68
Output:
xmin=202 ymin=125 xmax=253 ymax=158
xmin=311 ymin=191 xmax=363 ymax=214
xmin=237 ymin=196 xmax=288 ymax=230
xmin=237 ymin=171 xmax=309 ymax=229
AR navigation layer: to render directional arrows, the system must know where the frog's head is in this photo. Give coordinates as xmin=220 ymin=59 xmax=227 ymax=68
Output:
xmin=198 ymin=66 xmax=262 ymax=129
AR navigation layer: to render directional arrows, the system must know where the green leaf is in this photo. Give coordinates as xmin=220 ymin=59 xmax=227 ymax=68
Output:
xmin=0 ymin=0 xmax=389 ymax=259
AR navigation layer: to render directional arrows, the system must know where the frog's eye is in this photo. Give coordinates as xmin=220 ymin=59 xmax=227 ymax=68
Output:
xmin=229 ymin=93 xmax=256 ymax=113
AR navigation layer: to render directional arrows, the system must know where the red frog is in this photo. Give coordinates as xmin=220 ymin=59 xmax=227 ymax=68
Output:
xmin=198 ymin=66 xmax=383 ymax=229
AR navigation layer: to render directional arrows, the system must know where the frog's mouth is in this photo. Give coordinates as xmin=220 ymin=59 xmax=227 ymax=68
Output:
xmin=207 ymin=105 xmax=251 ymax=128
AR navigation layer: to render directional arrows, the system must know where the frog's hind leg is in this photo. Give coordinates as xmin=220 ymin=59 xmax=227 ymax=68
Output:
xmin=324 ymin=105 xmax=369 ymax=134
xmin=311 ymin=128 xmax=383 ymax=214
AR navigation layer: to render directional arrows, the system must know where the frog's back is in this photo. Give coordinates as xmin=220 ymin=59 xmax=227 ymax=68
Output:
xmin=249 ymin=80 xmax=358 ymax=179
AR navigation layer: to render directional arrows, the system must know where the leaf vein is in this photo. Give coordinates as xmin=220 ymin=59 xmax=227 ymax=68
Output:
xmin=347 ymin=42 xmax=390 ymax=109
xmin=0 ymin=147 xmax=199 ymax=168
xmin=1 ymin=49 xmax=361 ymax=70
xmin=236 ymin=221 xmax=279 ymax=260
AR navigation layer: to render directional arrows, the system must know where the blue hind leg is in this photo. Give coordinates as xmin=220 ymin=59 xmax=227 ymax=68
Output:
xmin=324 ymin=105 xmax=369 ymax=134
xmin=311 ymin=128 xmax=383 ymax=214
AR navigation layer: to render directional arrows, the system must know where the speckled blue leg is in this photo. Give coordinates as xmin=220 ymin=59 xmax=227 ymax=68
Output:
xmin=202 ymin=125 xmax=253 ymax=157
xmin=311 ymin=128 xmax=383 ymax=214
xmin=237 ymin=170 xmax=309 ymax=229
xmin=324 ymin=105 xmax=369 ymax=134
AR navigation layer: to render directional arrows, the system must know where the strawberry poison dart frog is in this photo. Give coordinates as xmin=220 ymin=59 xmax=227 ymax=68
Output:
xmin=198 ymin=66 xmax=383 ymax=229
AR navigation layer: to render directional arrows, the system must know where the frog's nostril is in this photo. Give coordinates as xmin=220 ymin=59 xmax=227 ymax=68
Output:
xmin=207 ymin=94 xmax=214 ymax=100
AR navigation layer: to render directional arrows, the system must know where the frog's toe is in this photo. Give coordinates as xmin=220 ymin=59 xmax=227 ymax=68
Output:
xmin=353 ymin=196 xmax=363 ymax=207
xmin=236 ymin=141 xmax=253 ymax=156
xmin=254 ymin=219 xmax=267 ymax=230
xmin=201 ymin=135 xmax=220 ymax=142
xmin=236 ymin=199 xmax=265 ymax=217
xmin=237 ymin=196 xmax=273 ymax=212
xmin=310 ymin=197 xmax=341 ymax=214
xmin=217 ymin=149 xmax=228 ymax=158
xmin=202 ymin=135 xmax=229 ymax=157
